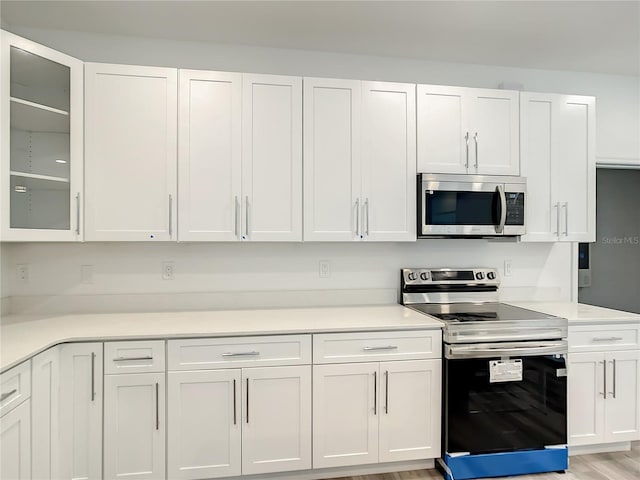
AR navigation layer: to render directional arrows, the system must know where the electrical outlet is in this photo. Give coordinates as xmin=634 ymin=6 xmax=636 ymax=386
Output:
xmin=162 ymin=261 xmax=175 ymax=280
xmin=16 ymin=264 xmax=29 ymax=283
xmin=504 ymin=260 xmax=513 ymax=277
xmin=319 ymin=260 xmax=331 ymax=278
xmin=81 ymin=265 xmax=94 ymax=285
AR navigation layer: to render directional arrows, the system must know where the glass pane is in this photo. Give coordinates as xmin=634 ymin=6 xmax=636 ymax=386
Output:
xmin=10 ymin=174 xmax=70 ymax=230
xmin=9 ymin=46 xmax=71 ymax=231
xmin=425 ymin=191 xmax=499 ymax=225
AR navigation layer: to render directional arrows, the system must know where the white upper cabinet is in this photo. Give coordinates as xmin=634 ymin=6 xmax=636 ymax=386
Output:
xmin=178 ymin=70 xmax=242 ymax=241
xmin=361 ymin=81 xmax=416 ymax=241
xmin=85 ymin=63 xmax=177 ymax=241
xmin=417 ymin=85 xmax=519 ymax=176
xmin=178 ymin=71 xmax=302 ymax=242
xmin=1 ymin=30 xmax=84 ymax=241
xmin=304 ymin=77 xmax=416 ymax=242
xmin=520 ymin=92 xmax=596 ymax=242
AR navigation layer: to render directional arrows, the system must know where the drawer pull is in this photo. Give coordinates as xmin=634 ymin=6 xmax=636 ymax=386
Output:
xmin=222 ymin=351 xmax=260 ymax=357
xmin=0 ymin=389 xmax=17 ymax=402
xmin=592 ymin=337 xmax=623 ymax=342
xmin=363 ymin=346 xmax=399 ymax=351
xmin=113 ymin=356 xmax=154 ymax=362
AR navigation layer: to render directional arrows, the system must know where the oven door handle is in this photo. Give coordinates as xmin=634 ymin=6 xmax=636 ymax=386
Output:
xmin=446 ymin=342 xmax=567 ymax=359
xmin=494 ymin=185 xmax=507 ymax=234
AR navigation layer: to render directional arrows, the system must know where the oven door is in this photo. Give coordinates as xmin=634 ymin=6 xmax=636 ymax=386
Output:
xmin=444 ymin=341 xmax=567 ymax=455
xmin=419 ymin=179 xmax=504 ymax=236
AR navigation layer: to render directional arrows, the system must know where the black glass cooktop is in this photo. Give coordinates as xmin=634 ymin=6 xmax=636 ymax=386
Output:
xmin=408 ymin=302 xmax=558 ymax=323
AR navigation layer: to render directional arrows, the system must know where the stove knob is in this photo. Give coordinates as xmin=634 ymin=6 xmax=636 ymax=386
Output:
xmin=487 ymin=271 xmax=496 ymax=280
xmin=420 ymin=272 xmax=429 ymax=281
xmin=407 ymin=272 xmax=418 ymax=281
xmin=475 ymin=272 xmax=485 ymax=280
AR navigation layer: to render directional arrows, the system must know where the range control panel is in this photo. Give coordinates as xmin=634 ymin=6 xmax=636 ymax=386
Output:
xmin=401 ymin=268 xmax=500 ymax=286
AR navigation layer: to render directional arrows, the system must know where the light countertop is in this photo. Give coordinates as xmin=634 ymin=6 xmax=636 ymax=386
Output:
xmin=0 ymin=305 xmax=443 ymax=373
xmin=507 ymin=302 xmax=640 ymax=325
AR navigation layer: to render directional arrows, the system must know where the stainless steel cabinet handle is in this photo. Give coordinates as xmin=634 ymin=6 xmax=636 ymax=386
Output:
xmin=168 ymin=194 xmax=173 ymax=237
xmin=233 ymin=379 xmax=237 ymax=425
xmin=474 ymin=132 xmax=479 ymax=168
xmin=221 ymin=351 xmax=260 ymax=357
xmin=554 ymin=202 xmax=560 ymax=236
xmin=601 ymin=360 xmax=607 ymax=399
xmin=465 ymin=132 xmax=469 ymax=169
xmin=234 ymin=196 xmax=239 ymax=238
xmin=363 ymin=346 xmax=399 ymax=351
xmin=355 ymin=198 xmax=360 ymax=238
xmin=113 ymin=356 xmax=154 ymax=362
xmin=0 ymin=389 xmax=17 ymax=402
xmin=91 ymin=352 xmax=96 ymax=402
xmin=563 ymin=202 xmax=569 ymax=236
xmin=155 ymin=382 xmax=159 ymax=430
xmin=244 ymin=196 xmax=249 ymax=239
xmin=364 ymin=198 xmax=369 ymax=237
xmin=75 ymin=192 xmax=81 ymax=235
xmin=384 ymin=370 xmax=389 ymax=414
xmin=611 ymin=359 xmax=617 ymax=398
xmin=373 ymin=371 xmax=377 ymax=415
xmin=593 ymin=337 xmax=623 ymax=342
xmin=246 ymin=378 xmax=250 ymax=423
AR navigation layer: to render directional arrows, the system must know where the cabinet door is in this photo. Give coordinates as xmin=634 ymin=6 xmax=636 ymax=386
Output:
xmin=178 ymin=70 xmax=242 ymax=241
xmin=59 ymin=343 xmax=102 ymax=480
xmin=303 ymin=77 xmax=361 ymax=241
xmin=1 ymin=31 xmax=84 ymax=241
xmin=313 ymin=363 xmax=378 ymax=468
xmin=242 ymin=365 xmax=311 ymax=475
xmin=417 ymin=84 xmax=469 ymax=174
xmin=0 ymin=398 xmax=31 ymax=480
xmin=167 ymin=369 xmax=241 ymax=479
xmin=32 ymin=347 xmax=60 ymax=480
xmin=104 ymin=373 xmax=165 ymax=480
xmin=242 ymin=74 xmax=302 ymax=241
xmin=519 ymin=92 xmax=558 ymax=242
xmin=604 ymin=350 xmax=640 ymax=443
xmin=379 ymin=360 xmax=441 ymax=462
xmin=85 ymin=63 xmax=177 ymax=241
xmin=556 ymin=95 xmax=596 ymax=242
xmin=468 ymin=88 xmax=519 ymax=175
xmin=568 ymin=352 xmax=605 ymax=446
xmin=361 ymin=81 xmax=416 ymax=242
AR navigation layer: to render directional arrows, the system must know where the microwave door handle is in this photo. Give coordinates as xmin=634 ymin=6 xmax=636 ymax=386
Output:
xmin=495 ymin=185 xmax=507 ymax=234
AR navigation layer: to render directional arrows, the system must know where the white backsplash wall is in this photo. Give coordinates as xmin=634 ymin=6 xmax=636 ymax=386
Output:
xmin=3 ymin=241 xmax=573 ymax=314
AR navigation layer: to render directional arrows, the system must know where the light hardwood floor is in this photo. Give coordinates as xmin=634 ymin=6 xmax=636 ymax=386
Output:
xmin=326 ymin=442 xmax=640 ymax=480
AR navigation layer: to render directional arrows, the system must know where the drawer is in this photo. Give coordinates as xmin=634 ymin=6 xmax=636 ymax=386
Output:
xmin=0 ymin=360 xmax=31 ymax=417
xmin=168 ymin=335 xmax=311 ymax=370
xmin=104 ymin=340 xmax=166 ymax=374
xmin=569 ymin=325 xmax=640 ymax=352
xmin=313 ymin=330 xmax=442 ymax=364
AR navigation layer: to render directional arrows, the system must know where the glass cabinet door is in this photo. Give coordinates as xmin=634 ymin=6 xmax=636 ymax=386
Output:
xmin=1 ymin=31 xmax=83 ymax=241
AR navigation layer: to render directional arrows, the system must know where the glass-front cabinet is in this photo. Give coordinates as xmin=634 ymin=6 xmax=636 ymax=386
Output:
xmin=1 ymin=31 xmax=83 ymax=241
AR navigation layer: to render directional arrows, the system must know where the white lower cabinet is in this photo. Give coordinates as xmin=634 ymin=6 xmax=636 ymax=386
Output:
xmin=568 ymin=323 xmax=640 ymax=448
xmin=0 ymin=398 xmax=31 ymax=480
xmin=313 ymin=359 xmax=441 ymax=468
xmin=167 ymin=337 xmax=312 ymax=479
xmin=32 ymin=347 xmax=60 ymax=480
xmin=104 ymin=373 xmax=166 ymax=480
xmin=59 ymin=343 xmax=103 ymax=480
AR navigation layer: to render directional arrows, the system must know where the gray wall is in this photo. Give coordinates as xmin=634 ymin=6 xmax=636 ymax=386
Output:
xmin=579 ymin=170 xmax=640 ymax=313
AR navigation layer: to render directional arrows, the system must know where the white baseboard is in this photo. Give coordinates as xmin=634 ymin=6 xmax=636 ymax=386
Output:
xmin=569 ymin=441 xmax=631 ymax=456
xmin=231 ymin=459 xmax=434 ymax=480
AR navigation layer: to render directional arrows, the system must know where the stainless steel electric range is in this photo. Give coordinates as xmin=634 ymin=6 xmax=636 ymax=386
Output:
xmin=401 ymin=267 xmax=569 ymax=480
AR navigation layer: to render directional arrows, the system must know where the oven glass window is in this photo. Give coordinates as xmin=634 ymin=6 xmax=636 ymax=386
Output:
xmin=445 ymin=355 xmax=567 ymax=454
xmin=425 ymin=191 xmax=500 ymax=225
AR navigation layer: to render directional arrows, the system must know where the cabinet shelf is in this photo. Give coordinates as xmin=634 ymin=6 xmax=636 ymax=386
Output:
xmin=10 ymin=170 xmax=70 ymax=184
xmin=10 ymin=96 xmax=70 ymax=133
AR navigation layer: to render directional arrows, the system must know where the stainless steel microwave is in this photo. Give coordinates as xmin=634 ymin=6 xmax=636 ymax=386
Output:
xmin=418 ymin=174 xmax=526 ymax=237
